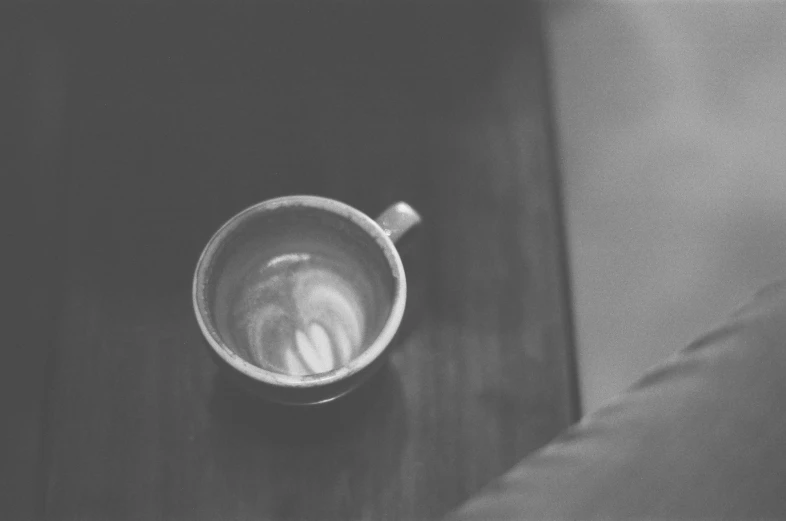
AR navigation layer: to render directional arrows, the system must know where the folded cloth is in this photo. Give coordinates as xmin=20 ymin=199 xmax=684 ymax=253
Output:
xmin=446 ymin=280 xmax=786 ymax=520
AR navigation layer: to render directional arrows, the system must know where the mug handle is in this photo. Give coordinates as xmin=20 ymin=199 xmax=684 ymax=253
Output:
xmin=375 ymin=202 xmax=422 ymax=243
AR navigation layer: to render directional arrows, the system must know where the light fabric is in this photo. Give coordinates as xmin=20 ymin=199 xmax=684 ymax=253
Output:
xmin=447 ymin=280 xmax=786 ymax=519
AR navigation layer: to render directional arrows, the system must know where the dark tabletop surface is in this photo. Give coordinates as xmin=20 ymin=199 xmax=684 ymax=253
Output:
xmin=4 ymin=1 xmax=579 ymax=519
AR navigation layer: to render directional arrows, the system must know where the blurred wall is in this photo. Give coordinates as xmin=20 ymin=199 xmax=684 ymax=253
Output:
xmin=545 ymin=2 xmax=786 ymax=412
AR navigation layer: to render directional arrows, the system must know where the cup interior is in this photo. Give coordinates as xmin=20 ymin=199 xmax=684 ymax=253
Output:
xmin=195 ymin=200 xmax=398 ymax=383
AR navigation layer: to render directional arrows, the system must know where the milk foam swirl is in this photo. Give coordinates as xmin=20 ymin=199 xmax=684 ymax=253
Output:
xmin=235 ymin=253 xmax=366 ymax=375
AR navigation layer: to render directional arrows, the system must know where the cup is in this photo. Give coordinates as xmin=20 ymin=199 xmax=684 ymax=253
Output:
xmin=193 ymin=195 xmax=421 ymax=405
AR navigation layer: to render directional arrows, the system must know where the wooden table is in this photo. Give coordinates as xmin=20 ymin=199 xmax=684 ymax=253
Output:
xmin=5 ymin=1 xmax=579 ymax=519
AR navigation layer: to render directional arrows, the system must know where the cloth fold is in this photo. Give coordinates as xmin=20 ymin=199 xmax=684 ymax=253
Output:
xmin=447 ymin=280 xmax=786 ymax=519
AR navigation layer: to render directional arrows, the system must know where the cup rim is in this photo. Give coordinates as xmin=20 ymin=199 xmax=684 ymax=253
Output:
xmin=192 ymin=195 xmax=407 ymax=388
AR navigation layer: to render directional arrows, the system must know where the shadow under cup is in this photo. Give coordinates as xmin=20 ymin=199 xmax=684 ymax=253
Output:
xmin=194 ymin=199 xmax=402 ymax=405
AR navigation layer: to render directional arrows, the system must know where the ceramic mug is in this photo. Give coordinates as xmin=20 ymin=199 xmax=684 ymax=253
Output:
xmin=193 ymin=195 xmax=421 ymax=405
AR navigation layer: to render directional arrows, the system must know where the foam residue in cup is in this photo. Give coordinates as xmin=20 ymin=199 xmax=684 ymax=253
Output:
xmin=235 ymin=252 xmax=367 ymax=375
